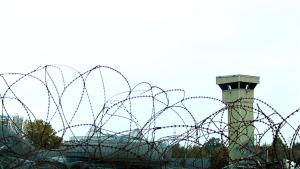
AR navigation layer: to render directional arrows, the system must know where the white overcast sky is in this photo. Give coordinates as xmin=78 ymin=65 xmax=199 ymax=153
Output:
xmin=0 ymin=0 xmax=299 ymax=116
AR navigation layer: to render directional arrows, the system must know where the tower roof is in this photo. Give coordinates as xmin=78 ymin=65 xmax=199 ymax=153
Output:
xmin=216 ymin=75 xmax=259 ymax=90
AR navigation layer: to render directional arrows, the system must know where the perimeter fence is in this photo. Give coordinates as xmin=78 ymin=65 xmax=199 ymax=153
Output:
xmin=0 ymin=65 xmax=299 ymax=169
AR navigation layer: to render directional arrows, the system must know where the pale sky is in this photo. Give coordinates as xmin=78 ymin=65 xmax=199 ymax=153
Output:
xmin=0 ymin=1 xmax=299 ymax=140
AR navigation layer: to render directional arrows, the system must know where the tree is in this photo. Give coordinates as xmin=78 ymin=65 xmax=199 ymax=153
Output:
xmin=268 ymin=136 xmax=289 ymax=162
xmin=23 ymin=119 xmax=62 ymax=149
xmin=292 ymin=142 xmax=300 ymax=166
xmin=172 ymin=143 xmax=209 ymax=158
xmin=171 ymin=143 xmax=186 ymax=158
xmin=186 ymin=145 xmax=208 ymax=158
xmin=203 ymin=137 xmax=221 ymax=153
xmin=209 ymin=144 xmax=229 ymax=169
xmin=203 ymin=137 xmax=229 ymax=169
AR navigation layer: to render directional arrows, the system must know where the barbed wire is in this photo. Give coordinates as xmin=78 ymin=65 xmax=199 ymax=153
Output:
xmin=0 ymin=65 xmax=299 ymax=168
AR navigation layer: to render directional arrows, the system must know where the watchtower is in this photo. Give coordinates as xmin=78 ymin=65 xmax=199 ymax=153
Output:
xmin=216 ymin=75 xmax=259 ymax=161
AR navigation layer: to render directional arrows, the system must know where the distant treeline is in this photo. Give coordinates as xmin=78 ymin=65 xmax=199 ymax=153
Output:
xmin=171 ymin=137 xmax=300 ymax=169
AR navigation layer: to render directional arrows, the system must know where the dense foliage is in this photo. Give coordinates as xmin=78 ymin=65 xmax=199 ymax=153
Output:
xmin=171 ymin=136 xmax=300 ymax=168
xmin=23 ymin=119 xmax=62 ymax=149
xmin=171 ymin=137 xmax=229 ymax=169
